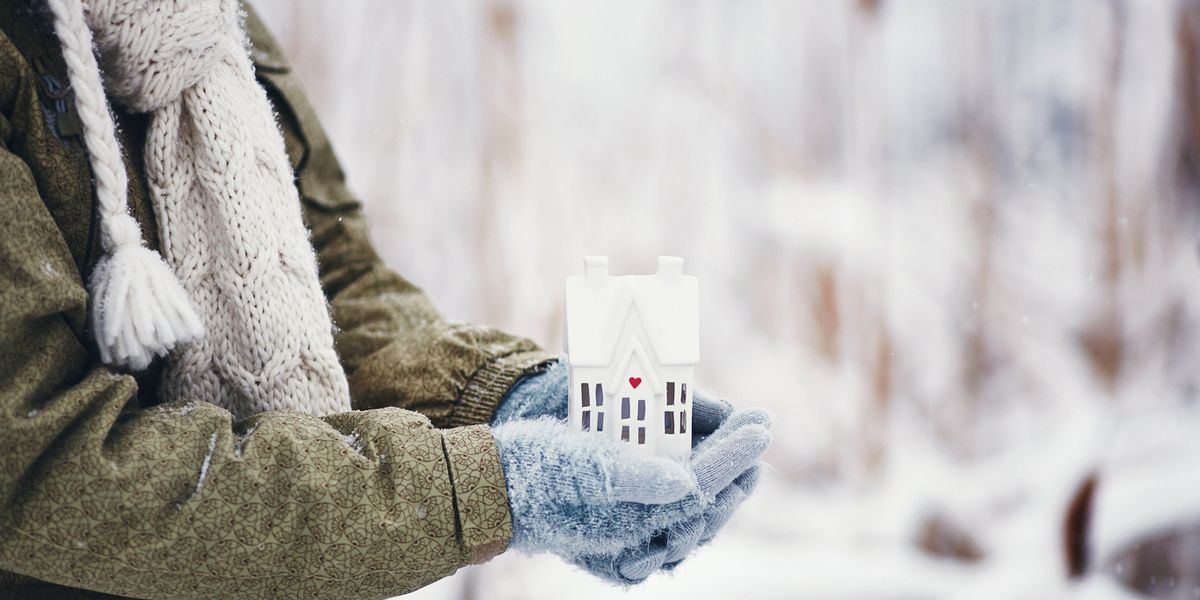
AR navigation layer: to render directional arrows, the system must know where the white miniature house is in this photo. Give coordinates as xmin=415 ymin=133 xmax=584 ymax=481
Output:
xmin=564 ymin=256 xmax=699 ymax=458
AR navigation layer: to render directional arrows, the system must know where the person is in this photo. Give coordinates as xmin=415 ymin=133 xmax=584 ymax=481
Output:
xmin=0 ymin=1 xmax=772 ymax=598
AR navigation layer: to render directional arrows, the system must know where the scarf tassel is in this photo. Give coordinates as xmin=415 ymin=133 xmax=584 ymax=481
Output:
xmin=89 ymin=236 xmax=204 ymax=371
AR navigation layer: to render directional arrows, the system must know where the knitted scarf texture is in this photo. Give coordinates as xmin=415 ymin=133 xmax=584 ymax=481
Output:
xmin=48 ymin=0 xmax=352 ymax=419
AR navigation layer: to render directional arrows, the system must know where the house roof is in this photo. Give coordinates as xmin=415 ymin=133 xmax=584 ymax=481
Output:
xmin=565 ymin=257 xmax=699 ymax=367
xmin=606 ymin=337 xmax=664 ymax=393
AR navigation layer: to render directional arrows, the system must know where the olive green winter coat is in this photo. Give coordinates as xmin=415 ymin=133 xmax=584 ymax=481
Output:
xmin=0 ymin=2 xmax=555 ymax=598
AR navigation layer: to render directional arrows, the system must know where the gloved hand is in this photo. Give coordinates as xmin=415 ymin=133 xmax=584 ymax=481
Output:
xmin=493 ymin=361 xmax=770 ymax=581
xmin=572 ymin=408 xmax=771 ymax=583
xmin=491 ymin=413 xmax=770 ymax=561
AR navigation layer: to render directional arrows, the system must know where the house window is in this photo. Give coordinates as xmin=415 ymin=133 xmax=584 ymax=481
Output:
xmin=680 ymin=410 xmax=686 ymax=434
xmin=638 ymin=427 xmax=646 ymax=444
xmin=622 ymin=397 xmax=630 ymax=420
xmin=637 ymin=399 xmax=645 ymax=421
xmin=580 ymin=383 xmax=608 ymax=433
xmin=621 ymin=425 xmax=630 ymax=442
xmin=681 ymin=383 xmax=687 ymax=404
xmin=664 ymin=411 xmax=675 ymax=434
xmin=667 ymin=382 xmax=675 ymax=406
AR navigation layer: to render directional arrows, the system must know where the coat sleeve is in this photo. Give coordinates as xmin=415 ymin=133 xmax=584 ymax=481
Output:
xmin=0 ymin=143 xmax=511 ymax=597
xmin=243 ymin=5 xmax=558 ymax=429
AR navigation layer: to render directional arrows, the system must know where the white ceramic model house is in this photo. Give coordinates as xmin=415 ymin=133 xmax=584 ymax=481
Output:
xmin=564 ymin=256 xmax=699 ymax=458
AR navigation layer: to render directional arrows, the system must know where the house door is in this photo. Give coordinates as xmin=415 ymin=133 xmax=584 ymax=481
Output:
xmin=618 ymin=376 xmax=650 ymax=447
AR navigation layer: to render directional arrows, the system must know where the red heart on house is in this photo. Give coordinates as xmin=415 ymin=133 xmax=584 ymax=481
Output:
xmin=629 ymin=377 xmax=642 ymax=389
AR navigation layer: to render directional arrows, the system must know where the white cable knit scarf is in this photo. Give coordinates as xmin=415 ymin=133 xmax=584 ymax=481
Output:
xmin=48 ymin=0 xmax=352 ymax=419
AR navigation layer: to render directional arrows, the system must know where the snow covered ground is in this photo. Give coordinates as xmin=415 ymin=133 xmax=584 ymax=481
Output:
xmin=253 ymin=1 xmax=1200 ymax=597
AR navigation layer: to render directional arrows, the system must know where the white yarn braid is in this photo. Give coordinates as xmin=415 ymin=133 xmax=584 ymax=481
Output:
xmin=49 ymin=0 xmax=351 ymax=419
xmin=47 ymin=0 xmax=204 ymax=371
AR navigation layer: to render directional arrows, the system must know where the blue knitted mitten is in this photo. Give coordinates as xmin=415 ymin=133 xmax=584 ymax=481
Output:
xmin=494 ymin=360 xmax=771 ymax=582
xmin=492 ymin=414 xmax=769 ymax=560
xmin=574 ymin=408 xmax=772 ymax=584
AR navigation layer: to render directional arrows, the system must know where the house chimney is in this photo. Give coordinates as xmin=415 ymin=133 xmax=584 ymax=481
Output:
xmin=583 ymin=256 xmax=609 ymax=286
xmin=656 ymin=256 xmax=684 ymax=282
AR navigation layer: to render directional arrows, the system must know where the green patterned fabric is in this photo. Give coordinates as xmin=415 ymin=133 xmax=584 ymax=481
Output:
xmin=0 ymin=2 xmax=554 ymax=598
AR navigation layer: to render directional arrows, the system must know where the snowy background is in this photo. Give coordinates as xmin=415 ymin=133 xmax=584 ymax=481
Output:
xmin=253 ymin=1 xmax=1200 ymax=598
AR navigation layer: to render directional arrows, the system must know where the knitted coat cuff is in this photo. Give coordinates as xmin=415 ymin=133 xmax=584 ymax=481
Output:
xmin=441 ymin=425 xmax=514 ymax=563
xmin=448 ymin=350 xmax=558 ymax=428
